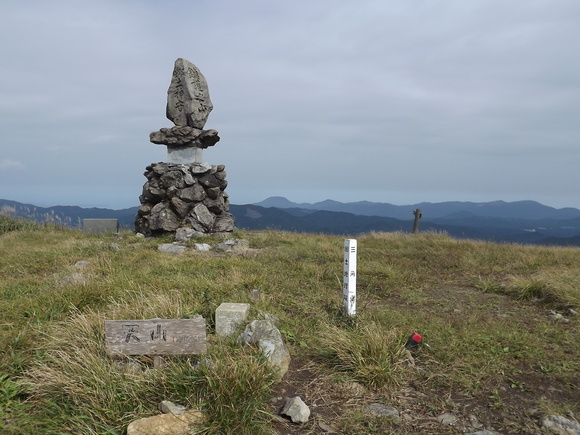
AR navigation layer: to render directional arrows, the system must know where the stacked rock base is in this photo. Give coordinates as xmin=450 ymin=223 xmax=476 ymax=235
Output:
xmin=135 ymin=162 xmax=234 ymax=237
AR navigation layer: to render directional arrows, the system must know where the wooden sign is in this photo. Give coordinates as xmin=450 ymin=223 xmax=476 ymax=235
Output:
xmin=105 ymin=316 xmax=207 ymax=356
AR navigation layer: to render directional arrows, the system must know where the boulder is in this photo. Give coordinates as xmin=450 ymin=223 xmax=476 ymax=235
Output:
xmin=127 ymin=409 xmax=203 ymax=435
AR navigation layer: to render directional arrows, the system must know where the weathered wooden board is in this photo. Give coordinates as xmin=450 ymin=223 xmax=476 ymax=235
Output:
xmin=105 ymin=316 xmax=207 ymax=356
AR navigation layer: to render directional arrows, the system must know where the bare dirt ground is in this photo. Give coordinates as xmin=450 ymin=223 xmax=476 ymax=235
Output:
xmin=269 ymin=286 xmax=579 ymax=434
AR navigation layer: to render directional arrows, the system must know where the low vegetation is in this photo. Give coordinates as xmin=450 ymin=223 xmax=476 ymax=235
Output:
xmin=0 ymin=218 xmax=578 ymax=434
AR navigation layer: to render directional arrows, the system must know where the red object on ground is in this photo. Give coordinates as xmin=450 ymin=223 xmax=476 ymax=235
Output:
xmin=406 ymin=332 xmax=423 ymax=349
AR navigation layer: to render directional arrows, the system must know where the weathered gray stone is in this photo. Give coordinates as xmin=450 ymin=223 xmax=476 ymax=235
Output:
xmin=203 ymin=196 xmax=226 ymax=214
xmin=199 ymin=174 xmax=220 ymax=188
xmin=149 ymin=204 xmax=180 ymax=232
xmin=192 ymin=203 xmax=215 ymax=230
xmin=191 ymin=162 xmax=212 ymax=174
xmin=542 ymin=415 xmax=580 ymax=435
xmin=364 ymin=403 xmax=401 ymax=423
xmin=160 ymin=170 xmax=185 ymax=189
xmin=215 ymin=303 xmax=250 ymax=336
xmin=158 ymin=244 xmax=187 ymax=254
xmin=159 ymin=400 xmax=187 ymax=415
xmin=136 ymin=160 xmax=233 ymax=237
xmin=149 ymin=126 xmax=218 ymax=148
xmin=194 ymin=243 xmax=212 ymax=251
xmin=174 ymin=228 xmax=202 ymax=242
xmin=214 ymin=170 xmax=227 ymax=181
xmin=206 ymin=186 xmax=221 ymax=200
xmin=215 ymin=238 xmax=249 ymax=251
xmin=166 ymin=58 xmax=213 ymax=129
xmin=178 ymin=185 xmax=206 ymax=202
xmin=170 ymin=197 xmax=191 ymax=219
xmin=281 ymin=396 xmax=310 ymax=424
xmin=127 ymin=409 xmax=203 ymax=435
xmin=239 ymin=319 xmax=291 ymax=380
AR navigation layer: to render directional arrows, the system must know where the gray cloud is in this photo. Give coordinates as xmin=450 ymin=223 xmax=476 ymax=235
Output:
xmin=1 ymin=0 xmax=579 ymax=209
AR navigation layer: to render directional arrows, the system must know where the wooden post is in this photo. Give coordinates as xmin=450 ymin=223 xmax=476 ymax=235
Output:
xmin=412 ymin=209 xmax=422 ymax=234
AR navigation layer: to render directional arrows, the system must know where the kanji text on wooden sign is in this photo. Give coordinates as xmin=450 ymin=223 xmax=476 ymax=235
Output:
xmin=105 ymin=316 xmax=207 ymax=356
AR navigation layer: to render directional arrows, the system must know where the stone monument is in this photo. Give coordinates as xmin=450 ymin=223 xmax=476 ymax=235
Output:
xmin=135 ymin=58 xmax=235 ymax=237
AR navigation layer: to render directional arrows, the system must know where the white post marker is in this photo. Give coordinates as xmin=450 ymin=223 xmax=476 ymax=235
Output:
xmin=343 ymin=239 xmax=357 ymax=316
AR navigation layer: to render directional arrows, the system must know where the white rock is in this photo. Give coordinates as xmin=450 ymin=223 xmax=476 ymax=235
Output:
xmin=542 ymin=415 xmax=580 ymax=435
xmin=194 ymin=243 xmax=212 ymax=251
xmin=281 ymin=396 xmax=310 ymax=423
xmin=239 ymin=320 xmax=291 ymax=380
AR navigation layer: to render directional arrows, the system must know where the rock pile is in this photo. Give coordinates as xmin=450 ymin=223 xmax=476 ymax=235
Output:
xmin=135 ymin=58 xmax=234 ymax=237
xmin=135 ymin=162 xmax=234 ymax=236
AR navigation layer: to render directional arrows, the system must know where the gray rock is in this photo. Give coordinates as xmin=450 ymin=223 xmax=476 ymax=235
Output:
xmin=149 ymin=203 xmax=180 ymax=232
xmin=542 ymin=415 xmax=580 ymax=434
xmin=191 ymin=162 xmax=212 ymax=174
xmin=281 ymin=396 xmax=310 ymax=424
xmin=194 ymin=243 xmax=212 ymax=251
xmin=364 ymin=403 xmax=401 ymax=423
xmin=166 ymin=58 xmax=213 ymax=129
xmin=215 ymin=238 xmax=249 ymax=251
xmin=203 ymin=196 xmax=226 ymax=214
xmin=437 ymin=413 xmax=459 ymax=426
xmin=192 ymin=203 xmax=215 ymax=231
xmin=239 ymin=320 xmax=291 ymax=380
xmin=159 ymin=400 xmax=187 ymax=415
xmin=150 ymin=126 xmax=220 ymax=148
xmin=174 ymin=228 xmax=199 ymax=242
xmin=158 ymin=244 xmax=187 ymax=254
xmin=548 ymin=311 xmax=570 ymax=323
xmin=213 ymin=213 xmax=235 ymax=233
xmin=171 ymin=197 xmax=192 ymax=219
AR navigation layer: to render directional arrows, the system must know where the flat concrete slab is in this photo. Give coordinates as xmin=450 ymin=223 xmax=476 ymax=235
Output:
xmin=215 ymin=303 xmax=250 ymax=337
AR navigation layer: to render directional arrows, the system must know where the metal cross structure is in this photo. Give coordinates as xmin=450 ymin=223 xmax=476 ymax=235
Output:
xmin=343 ymin=239 xmax=357 ymax=316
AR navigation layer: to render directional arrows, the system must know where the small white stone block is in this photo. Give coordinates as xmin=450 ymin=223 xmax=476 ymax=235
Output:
xmin=215 ymin=303 xmax=250 ymax=336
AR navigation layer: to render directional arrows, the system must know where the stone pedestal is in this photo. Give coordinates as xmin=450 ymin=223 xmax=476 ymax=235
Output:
xmin=134 ymin=162 xmax=234 ymax=237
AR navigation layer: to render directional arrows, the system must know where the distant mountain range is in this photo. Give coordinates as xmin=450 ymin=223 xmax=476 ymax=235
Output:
xmin=3 ymin=197 xmax=580 ymax=246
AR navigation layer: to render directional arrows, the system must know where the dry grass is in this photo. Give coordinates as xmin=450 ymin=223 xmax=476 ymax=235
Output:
xmin=0 ymin=220 xmax=579 ymax=433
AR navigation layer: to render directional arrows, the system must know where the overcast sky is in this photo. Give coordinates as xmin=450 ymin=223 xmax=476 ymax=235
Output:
xmin=1 ymin=0 xmax=579 ymax=210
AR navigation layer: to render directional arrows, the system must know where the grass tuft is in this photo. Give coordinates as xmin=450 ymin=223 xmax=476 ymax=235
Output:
xmin=317 ymin=322 xmax=408 ymax=389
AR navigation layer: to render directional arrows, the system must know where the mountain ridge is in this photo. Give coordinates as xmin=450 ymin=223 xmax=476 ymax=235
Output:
xmin=3 ymin=197 xmax=580 ymax=246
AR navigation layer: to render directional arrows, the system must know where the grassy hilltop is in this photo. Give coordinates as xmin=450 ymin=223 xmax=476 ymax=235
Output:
xmin=0 ymin=216 xmax=579 ymax=434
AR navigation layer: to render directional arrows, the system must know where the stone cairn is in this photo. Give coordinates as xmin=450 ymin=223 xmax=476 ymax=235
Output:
xmin=135 ymin=58 xmax=235 ymax=237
